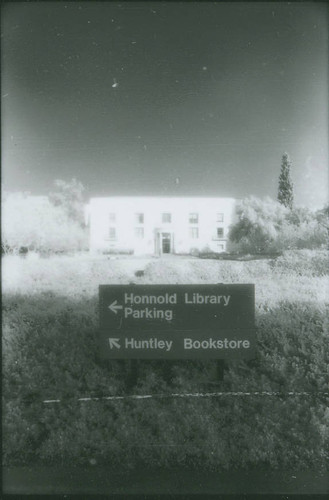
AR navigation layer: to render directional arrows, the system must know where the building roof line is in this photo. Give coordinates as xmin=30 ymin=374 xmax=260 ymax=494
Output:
xmin=88 ymin=196 xmax=237 ymax=201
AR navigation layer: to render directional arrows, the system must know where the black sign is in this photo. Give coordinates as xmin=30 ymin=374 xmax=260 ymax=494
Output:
xmin=99 ymin=284 xmax=255 ymax=359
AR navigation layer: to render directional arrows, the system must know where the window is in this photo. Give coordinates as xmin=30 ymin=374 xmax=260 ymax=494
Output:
xmin=189 ymin=213 xmax=199 ymax=224
xmin=189 ymin=227 xmax=199 ymax=239
xmin=135 ymin=213 xmax=144 ymax=224
xmin=134 ymin=227 xmax=144 ymax=239
xmin=216 ymin=213 xmax=224 ymax=222
xmin=162 ymin=213 xmax=171 ymax=223
xmin=216 ymin=227 xmax=224 ymax=238
xmin=109 ymin=227 xmax=116 ymax=239
xmin=109 ymin=213 xmax=116 ymax=223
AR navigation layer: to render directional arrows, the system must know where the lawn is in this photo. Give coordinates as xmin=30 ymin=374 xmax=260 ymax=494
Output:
xmin=2 ymin=249 xmax=329 ymax=470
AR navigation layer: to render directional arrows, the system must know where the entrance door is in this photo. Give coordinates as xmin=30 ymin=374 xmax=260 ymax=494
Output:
xmin=162 ymin=233 xmax=171 ymax=254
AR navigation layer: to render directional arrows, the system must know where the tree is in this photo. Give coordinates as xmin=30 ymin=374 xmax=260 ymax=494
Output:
xmin=49 ymin=178 xmax=86 ymax=227
xmin=315 ymin=204 xmax=329 ymax=228
xmin=2 ymin=192 xmax=87 ymax=254
xmin=228 ymin=196 xmax=327 ymax=254
xmin=285 ymin=206 xmax=314 ymax=226
xmin=228 ymin=196 xmax=287 ymax=253
xmin=278 ymin=153 xmax=294 ymax=209
xmin=315 ymin=204 xmax=329 ymax=247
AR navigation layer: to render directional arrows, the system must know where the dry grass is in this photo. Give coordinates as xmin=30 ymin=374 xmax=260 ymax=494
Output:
xmin=2 ymin=249 xmax=329 ymax=469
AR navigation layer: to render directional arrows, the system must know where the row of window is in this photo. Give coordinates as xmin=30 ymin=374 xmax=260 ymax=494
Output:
xmin=107 ymin=227 xmax=224 ymax=240
xmin=108 ymin=212 xmax=224 ymax=224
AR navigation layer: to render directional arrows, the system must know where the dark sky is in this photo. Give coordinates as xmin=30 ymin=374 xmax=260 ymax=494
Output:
xmin=2 ymin=1 xmax=328 ymax=207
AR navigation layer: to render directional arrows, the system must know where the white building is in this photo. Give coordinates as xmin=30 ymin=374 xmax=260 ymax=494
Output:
xmin=86 ymin=197 xmax=238 ymax=255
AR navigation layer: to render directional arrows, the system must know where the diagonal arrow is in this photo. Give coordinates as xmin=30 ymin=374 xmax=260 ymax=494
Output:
xmin=108 ymin=300 xmax=123 ymax=314
xmin=109 ymin=338 xmax=121 ymax=349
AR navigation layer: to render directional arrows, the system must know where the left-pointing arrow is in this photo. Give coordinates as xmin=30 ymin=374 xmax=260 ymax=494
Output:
xmin=109 ymin=338 xmax=121 ymax=349
xmin=109 ymin=300 xmax=123 ymax=314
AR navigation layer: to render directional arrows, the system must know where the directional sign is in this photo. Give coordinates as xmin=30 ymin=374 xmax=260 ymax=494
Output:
xmin=108 ymin=338 xmax=121 ymax=349
xmin=99 ymin=284 xmax=255 ymax=359
xmin=99 ymin=329 xmax=255 ymax=360
xmin=109 ymin=300 xmax=123 ymax=314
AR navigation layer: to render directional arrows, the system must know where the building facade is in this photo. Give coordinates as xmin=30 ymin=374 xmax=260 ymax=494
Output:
xmin=86 ymin=197 xmax=237 ymax=255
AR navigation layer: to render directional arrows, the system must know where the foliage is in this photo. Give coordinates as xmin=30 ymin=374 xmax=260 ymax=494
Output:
xmin=228 ymin=197 xmax=328 ymax=254
xmin=316 ymin=205 xmax=329 ymax=243
xmin=102 ymin=248 xmax=134 ymax=255
xmin=2 ymin=252 xmax=329 ymax=470
xmin=228 ymin=196 xmax=287 ymax=254
xmin=49 ymin=178 xmax=86 ymax=227
xmin=269 ymin=249 xmax=329 ymax=277
xmin=2 ymin=191 xmax=88 ymax=254
xmin=285 ymin=206 xmax=314 ymax=226
xmin=278 ymin=152 xmax=294 ymax=209
xmin=275 ymin=219 xmax=328 ymax=252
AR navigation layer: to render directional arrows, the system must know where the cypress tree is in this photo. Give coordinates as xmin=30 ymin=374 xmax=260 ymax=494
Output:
xmin=278 ymin=152 xmax=294 ymax=209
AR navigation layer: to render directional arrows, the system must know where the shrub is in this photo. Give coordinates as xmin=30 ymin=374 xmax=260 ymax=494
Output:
xmin=274 ymin=220 xmax=328 ymax=251
xmin=2 ymin=192 xmax=88 ymax=254
xmin=49 ymin=178 xmax=86 ymax=227
xmin=101 ymin=248 xmax=134 ymax=255
xmin=228 ymin=196 xmax=288 ymax=254
xmin=229 ymin=197 xmax=328 ymax=254
xmin=189 ymin=247 xmax=200 ymax=257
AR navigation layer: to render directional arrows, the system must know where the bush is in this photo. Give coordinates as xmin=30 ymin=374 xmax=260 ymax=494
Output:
xmin=274 ymin=221 xmax=328 ymax=252
xmin=2 ymin=192 xmax=88 ymax=254
xmin=189 ymin=247 xmax=200 ymax=257
xmin=198 ymin=251 xmax=231 ymax=260
xmin=49 ymin=178 xmax=85 ymax=227
xmin=228 ymin=196 xmax=288 ymax=254
xmin=101 ymin=248 xmax=134 ymax=255
xmin=229 ymin=197 xmax=328 ymax=254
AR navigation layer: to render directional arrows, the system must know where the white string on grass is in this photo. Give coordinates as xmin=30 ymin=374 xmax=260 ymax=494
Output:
xmin=43 ymin=391 xmax=329 ymax=404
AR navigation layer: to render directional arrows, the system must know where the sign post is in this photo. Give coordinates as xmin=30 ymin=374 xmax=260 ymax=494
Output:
xmin=99 ymin=284 xmax=255 ymax=360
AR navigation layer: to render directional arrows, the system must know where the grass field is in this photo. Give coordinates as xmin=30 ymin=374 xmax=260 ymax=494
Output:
xmin=2 ymin=249 xmax=329 ymax=470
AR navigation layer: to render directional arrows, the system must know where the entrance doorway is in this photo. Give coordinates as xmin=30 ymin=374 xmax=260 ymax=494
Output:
xmin=162 ymin=233 xmax=171 ymax=254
